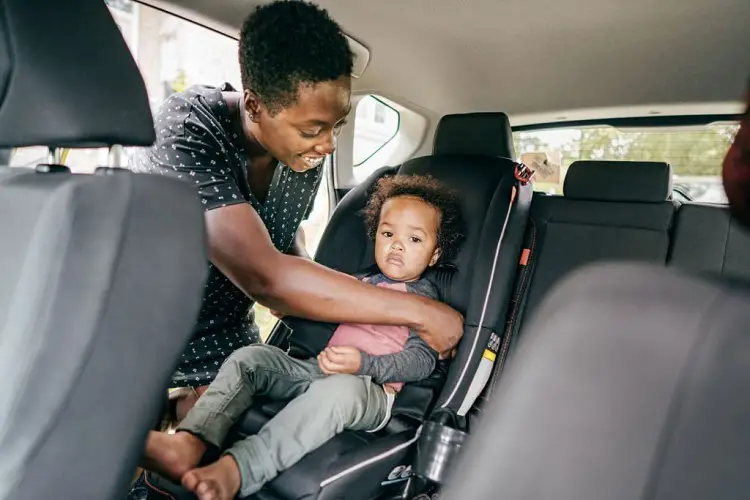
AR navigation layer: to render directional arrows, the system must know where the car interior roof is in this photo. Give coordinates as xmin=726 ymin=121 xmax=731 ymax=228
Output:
xmin=141 ymin=0 xmax=750 ymax=124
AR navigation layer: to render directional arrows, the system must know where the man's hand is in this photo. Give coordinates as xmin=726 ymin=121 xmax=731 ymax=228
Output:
xmin=413 ymin=298 xmax=464 ymax=356
xmin=318 ymin=346 xmax=362 ymax=375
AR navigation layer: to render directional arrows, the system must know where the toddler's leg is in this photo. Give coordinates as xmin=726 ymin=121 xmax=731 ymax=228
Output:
xmin=178 ymin=344 xmax=321 ymax=447
xmin=184 ymin=374 xmax=388 ymax=499
xmin=142 ymin=345 xmax=320 ymax=481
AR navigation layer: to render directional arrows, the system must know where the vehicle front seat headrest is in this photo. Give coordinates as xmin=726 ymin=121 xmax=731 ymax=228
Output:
xmin=433 ymin=112 xmax=516 ymax=160
xmin=0 ymin=0 xmax=155 ymax=148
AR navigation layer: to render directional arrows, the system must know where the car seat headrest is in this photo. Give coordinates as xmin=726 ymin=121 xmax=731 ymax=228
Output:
xmin=0 ymin=0 xmax=155 ymax=148
xmin=564 ymin=160 xmax=673 ymax=203
xmin=433 ymin=112 xmax=516 ymax=160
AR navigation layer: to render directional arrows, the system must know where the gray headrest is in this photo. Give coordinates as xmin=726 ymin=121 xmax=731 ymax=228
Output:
xmin=0 ymin=0 xmax=155 ymax=148
xmin=564 ymin=161 xmax=673 ymax=203
xmin=433 ymin=112 xmax=516 ymax=160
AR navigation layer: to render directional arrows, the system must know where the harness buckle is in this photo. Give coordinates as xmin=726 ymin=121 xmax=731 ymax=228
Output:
xmin=514 ymin=162 xmax=536 ymax=185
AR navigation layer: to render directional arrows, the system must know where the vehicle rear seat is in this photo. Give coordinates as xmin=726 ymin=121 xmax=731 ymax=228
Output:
xmin=669 ymin=203 xmax=750 ymax=280
xmin=472 ymin=160 xmax=678 ymax=412
xmin=521 ymin=160 xmax=677 ymax=329
xmin=479 ymin=159 xmax=750 ymax=415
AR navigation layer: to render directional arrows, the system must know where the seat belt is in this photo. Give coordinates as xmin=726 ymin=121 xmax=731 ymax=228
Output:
xmin=454 ymin=162 xmax=535 ymax=418
xmin=469 ymin=216 xmax=537 ymax=422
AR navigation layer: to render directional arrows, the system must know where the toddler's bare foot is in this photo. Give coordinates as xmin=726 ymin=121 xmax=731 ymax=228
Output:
xmin=182 ymin=455 xmax=242 ymax=500
xmin=141 ymin=430 xmax=207 ymax=482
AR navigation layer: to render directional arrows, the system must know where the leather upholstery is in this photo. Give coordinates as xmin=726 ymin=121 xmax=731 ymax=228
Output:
xmin=442 ymin=262 xmax=750 ymax=500
xmin=564 ymin=160 xmax=672 ymax=203
xmin=0 ymin=0 xmax=154 ymax=148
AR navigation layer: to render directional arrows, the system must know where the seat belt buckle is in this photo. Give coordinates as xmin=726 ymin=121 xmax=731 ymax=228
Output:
xmin=514 ymin=162 xmax=536 ymax=185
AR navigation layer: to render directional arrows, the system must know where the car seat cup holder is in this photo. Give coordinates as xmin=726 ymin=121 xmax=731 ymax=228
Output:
xmin=413 ymin=420 xmax=469 ymax=485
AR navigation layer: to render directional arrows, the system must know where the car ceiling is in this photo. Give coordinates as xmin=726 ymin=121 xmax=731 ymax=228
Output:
xmin=143 ymin=0 xmax=750 ymax=123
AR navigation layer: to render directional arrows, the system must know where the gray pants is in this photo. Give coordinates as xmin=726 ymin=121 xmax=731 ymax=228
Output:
xmin=178 ymin=344 xmax=389 ymax=497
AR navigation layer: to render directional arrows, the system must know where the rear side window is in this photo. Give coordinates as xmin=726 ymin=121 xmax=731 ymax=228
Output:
xmin=514 ymin=123 xmax=738 ymax=203
xmin=352 ymin=95 xmax=400 ymax=183
xmin=10 ymin=0 xmax=241 ymax=172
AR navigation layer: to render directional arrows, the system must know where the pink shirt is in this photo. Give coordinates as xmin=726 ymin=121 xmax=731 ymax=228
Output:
xmin=326 ymin=280 xmax=410 ymax=391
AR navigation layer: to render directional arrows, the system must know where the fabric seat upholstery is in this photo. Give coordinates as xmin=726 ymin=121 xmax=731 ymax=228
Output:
xmin=0 ymin=1 xmax=207 ymax=499
xmin=442 ymin=262 xmax=750 ymax=500
xmin=520 ymin=160 xmax=677 ymax=330
xmin=669 ymin=203 xmax=750 ymax=280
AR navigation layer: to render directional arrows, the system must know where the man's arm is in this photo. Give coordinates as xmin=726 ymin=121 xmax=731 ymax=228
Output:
xmin=358 ymin=333 xmax=438 ymax=384
xmin=205 ymin=203 xmax=463 ymax=354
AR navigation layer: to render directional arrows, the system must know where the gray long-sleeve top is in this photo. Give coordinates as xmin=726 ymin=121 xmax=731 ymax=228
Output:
xmin=353 ymin=273 xmax=440 ymax=385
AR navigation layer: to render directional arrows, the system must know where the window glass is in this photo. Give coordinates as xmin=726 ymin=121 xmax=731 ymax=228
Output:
xmin=11 ymin=0 xmax=242 ymax=172
xmin=8 ymin=147 xmax=48 ymax=168
xmin=514 ymin=123 xmax=738 ymax=203
xmin=352 ymin=95 xmax=400 ymax=182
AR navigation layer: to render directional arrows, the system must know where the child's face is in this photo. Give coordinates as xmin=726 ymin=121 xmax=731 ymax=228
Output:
xmin=374 ymin=195 xmax=441 ymax=282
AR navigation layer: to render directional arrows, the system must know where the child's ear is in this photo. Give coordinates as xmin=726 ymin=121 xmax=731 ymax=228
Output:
xmin=429 ymin=248 xmax=442 ymax=267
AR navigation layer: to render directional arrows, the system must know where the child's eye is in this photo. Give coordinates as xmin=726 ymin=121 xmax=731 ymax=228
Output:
xmin=381 ymin=231 xmax=393 ymax=238
xmin=410 ymin=236 xmax=422 ymax=243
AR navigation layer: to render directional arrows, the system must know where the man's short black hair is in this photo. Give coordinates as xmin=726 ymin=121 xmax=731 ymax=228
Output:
xmin=362 ymin=175 xmax=465 ymax=263
xmin=239 ymin=0 xmax=354 ymax=113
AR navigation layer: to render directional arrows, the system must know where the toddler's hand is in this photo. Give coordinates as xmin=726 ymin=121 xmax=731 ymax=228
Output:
xmin=318 ymin=346 xmax=362 ymax=375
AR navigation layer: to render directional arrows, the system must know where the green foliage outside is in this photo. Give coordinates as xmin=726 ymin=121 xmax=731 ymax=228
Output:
xmin=515 ymin=124 xmax=737 ymax=184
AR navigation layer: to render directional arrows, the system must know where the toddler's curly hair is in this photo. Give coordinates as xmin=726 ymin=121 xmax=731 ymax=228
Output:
xmin=362 ymin=174 xmax=465 ymax=263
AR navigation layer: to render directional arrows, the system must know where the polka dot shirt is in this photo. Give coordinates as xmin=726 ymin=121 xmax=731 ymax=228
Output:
xmin=131 ymin=84 xmax=323 ymax=387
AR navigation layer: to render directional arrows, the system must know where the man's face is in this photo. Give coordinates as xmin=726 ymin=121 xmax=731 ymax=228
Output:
xmin=248 ymin=75 xmax=351 ymax=172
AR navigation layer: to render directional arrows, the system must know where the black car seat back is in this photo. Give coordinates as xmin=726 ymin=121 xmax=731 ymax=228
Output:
xmin=669 ymin=202 xmax=750 ymax=280
xmin=473 ymin=160 xmax=679 ymax=416
xmin=0 ymin=1 xmax=207 ymax=499
xmin=443 ymin=262 xmax=750 ymax=500
xmin=521 ymin=160 xmax=677 ymax=330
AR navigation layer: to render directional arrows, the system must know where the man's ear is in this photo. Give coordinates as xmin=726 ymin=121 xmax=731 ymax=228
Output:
xmin=243 ymin=89 xmax=262 ymax=122
xmin=429 ymin=247 xmax=442 ymax=267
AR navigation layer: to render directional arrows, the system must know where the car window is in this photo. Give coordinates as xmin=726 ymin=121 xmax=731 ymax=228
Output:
xmin=352 ymin=95 xmax=401 ymax=183
xmin=11 ymin=0 xmax=242 ymax=171
xmin=514 ymin=123 xmax=738 ymax=203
